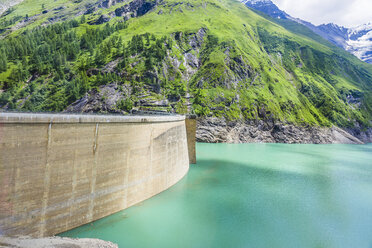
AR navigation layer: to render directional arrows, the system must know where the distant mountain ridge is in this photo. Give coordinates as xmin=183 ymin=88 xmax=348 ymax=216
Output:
xmin=241 ymin=0 xmax=372 ymax=64
xmin=240 ymin=0 xmax=288 ymax=19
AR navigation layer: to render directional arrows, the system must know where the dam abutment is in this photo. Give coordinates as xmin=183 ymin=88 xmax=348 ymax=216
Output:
xmin=0 ymin=113 xmax=193 ymax=237
xmin=185 ymin=115 xmax=197 ymax=164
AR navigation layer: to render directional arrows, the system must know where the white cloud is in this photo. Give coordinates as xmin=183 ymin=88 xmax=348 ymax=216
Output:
xmin=272 ymin=0 xmax=372 ymax=27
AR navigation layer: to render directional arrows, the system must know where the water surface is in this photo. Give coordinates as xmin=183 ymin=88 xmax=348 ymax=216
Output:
xmin=61 ymin=143 xmax=372 ymax=248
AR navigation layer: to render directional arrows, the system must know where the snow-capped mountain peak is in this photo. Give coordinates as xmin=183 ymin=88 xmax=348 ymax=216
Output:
xmin=346 ymin=23 xmax=372 ymax=63
xmin=348 ymin=22 xmax=372 ymax=39
xmin=240 ymin=0 xmax=290 ymax=20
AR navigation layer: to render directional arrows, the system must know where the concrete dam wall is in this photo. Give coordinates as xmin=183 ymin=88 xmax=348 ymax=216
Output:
xmin=0 ymin=113 xmax=191 ymax=237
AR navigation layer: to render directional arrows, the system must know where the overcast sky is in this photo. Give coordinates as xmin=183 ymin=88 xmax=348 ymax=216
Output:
xmin=272 ymin=0 xmax=372 ymax=28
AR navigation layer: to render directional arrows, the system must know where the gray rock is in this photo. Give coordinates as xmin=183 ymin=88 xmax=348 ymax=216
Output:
xmin=100 ymin=0 xmax=114 ymax=8
xmin=114 ymin=0 xmax=156 ymax=18
xmin=84 ymin=6 xmax=97 ymax=15
xmin=139 ymin=99 xmax=169 ymax=107
xmin=196 ymin=117 xmax=366 ymax=144
xmin=65 ymin=83 xmax=128 ymax=114
xmin=96 ymin=0 xmax=126 ymax=9
xmin=0 ymin=236 xmax=118 ymax=248
xmin=185 ymin=53 xmax=198 ymax=68
xmin=188 ymin=28 xmax=206 ymax=49
xmin=91 ymin=14 xmax=111 ymax=25
xmin=345 ymin=126 xmax=372 ymax=143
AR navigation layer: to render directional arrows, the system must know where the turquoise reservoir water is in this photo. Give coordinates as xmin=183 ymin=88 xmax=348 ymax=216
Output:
xmin=61 ymin=143 xmax=372 ymax=248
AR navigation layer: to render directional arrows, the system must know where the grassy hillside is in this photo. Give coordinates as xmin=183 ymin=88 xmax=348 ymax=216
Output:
xmin=0 ymin=0 xmax=371 ymax=129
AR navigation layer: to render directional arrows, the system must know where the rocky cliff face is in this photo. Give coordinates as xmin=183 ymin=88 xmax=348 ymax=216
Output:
xmin=197 ymin=118 xmax=370 ymax=144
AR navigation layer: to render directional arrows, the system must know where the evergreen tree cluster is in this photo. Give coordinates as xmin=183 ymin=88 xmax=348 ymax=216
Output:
xmin=0 ymin=15 xmax=23 ymax=30
xmin=0 ymin=48 xmax=7 ymax=72
xmin=0 ymin=18 xmax=129 ymax=111
xmin=0 ymin=16 xmax=175 ymax=113
xmin=126 ymin=33 xmax=168 ymax=70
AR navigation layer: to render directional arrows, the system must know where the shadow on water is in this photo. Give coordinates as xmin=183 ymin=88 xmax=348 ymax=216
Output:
xmin=188 ymin=158 xmax=341 ymax=220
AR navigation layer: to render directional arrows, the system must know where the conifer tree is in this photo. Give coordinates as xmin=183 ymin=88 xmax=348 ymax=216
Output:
xmin=0 ymin=50 xmax=7 ymax=72
xmin=80 ymin=15 xmax=86 ymax=24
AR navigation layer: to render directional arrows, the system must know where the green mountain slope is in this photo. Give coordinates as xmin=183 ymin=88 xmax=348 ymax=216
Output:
xmin=0 ymin=0 xmax=371 ymax=130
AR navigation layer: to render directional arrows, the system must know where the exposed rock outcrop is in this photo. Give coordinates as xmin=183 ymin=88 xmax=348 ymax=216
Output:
xmin=196 ymin=117 xmax=366 ymax=144
xmin=345 ymin=126 xmax=372 ymax=143
xmin=65 ymin=82 xmax=172 ymax=113
xmin=113 ymin=0 xmax=157 ymax=19
xmin=65 ymin=83 xmax=127 ymax=113
xmin=90 ymin=14 xmax=111 ymax=25
xmin=0 ymin=236 xmax=118 ymax=248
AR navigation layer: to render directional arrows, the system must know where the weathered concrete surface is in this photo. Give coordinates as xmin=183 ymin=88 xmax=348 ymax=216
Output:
xmin=0 ymin=113 xmax=189 ymax=237
xmin=0 ymin=236 xmax=118 ymax=248
xmin=185 ymin=118 xmax=196 ymax=164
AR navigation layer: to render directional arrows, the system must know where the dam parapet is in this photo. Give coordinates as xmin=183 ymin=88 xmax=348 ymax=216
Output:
xmin=0 ymin=112 xmax=192 ymax=237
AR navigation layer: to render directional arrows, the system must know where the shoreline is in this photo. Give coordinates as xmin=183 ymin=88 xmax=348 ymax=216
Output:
xmin=0 ymin=236 xmax=118 ymax=248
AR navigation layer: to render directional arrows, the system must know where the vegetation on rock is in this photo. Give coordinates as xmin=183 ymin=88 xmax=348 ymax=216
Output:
xmin=0 ymin=0 xmax=371 ymax=130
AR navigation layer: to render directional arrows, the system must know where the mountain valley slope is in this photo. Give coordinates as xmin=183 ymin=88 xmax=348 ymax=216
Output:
xmin=0 ymin=0 xmax=371 ymax=143
xmin=241 ymin=0 xmax=372 ymax=64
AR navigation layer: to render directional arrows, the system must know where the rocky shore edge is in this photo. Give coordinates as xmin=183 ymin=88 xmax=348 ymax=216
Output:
xmin=0 ymin=236 xmax=118 ymax=248
xmin=197 ymin=118 xmax=372 ymax=144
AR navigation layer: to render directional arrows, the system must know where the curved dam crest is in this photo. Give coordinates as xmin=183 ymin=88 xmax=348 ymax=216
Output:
xmin=0 ymin=113 xmax=193 ymax=237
